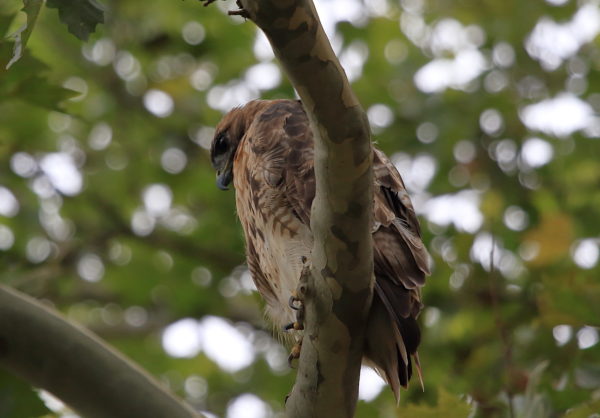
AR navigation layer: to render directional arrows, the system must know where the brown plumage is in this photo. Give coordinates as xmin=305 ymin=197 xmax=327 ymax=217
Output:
xmin=210 ymin=99 xmax=430 ymax=400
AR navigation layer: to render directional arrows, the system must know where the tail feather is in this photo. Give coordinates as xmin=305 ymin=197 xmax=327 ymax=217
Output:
xmin=364 ymin=278 xmax=422 ymax=402
xmin=391 ymin=319 xmax=409 ymax=371
xmin=413 ymin=352 xmax=425 ymax=392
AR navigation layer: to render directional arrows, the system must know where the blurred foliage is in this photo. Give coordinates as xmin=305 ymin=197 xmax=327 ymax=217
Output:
xmin=1 ymin=0 xmax=600 ymax=417
xmin=400 ymin=388 xmax=472 ymax=418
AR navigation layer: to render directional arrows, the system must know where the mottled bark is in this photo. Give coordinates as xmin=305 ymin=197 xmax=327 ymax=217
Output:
xmin=0 ymin=285 xmax=202 ymax=418
xmin=237 ymin=1 xmax=374 ymax=417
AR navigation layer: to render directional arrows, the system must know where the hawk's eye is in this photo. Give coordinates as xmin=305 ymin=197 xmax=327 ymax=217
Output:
xmin=214 ymin=133 xmax=227 ymax=154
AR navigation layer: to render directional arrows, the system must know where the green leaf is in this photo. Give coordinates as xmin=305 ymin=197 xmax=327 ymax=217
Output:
xmin=5 ymin=0 xmax=44 ymax=69
xmin=0 ymin=42 xmax=78 ymax=110
xmin=46 ymin=0 xmax=105 ymax=41
xmin=0 ymin=40 xmax=43 ymax=85
xmin=403 ymin=388 xmax=473 ymax=418
xmin=13 ymin=75 xmax=79 ymax=110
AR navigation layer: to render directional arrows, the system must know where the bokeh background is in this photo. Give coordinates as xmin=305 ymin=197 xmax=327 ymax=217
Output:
xmin=1 ymin=0 xmax=600 ymax=416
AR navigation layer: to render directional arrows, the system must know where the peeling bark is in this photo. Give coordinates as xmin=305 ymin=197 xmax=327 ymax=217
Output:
xmin=237 ymin=1 xmax=374 ymax=416
xmin=0 ymin=285 xmax=201 ymax=418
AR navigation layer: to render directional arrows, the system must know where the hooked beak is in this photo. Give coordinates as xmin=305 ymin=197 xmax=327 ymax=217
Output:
xmin=216 ymin=163 xmax=233 ymax=191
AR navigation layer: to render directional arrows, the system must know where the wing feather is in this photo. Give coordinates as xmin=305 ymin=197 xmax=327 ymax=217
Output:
xmin=249 ymin=100 xmax=315 ymax=227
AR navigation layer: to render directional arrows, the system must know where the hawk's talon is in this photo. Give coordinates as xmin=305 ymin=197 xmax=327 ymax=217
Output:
xmin=288 ymin=294 xmax=302 ymax=310
xmin=287 ymin=340 xmax=302 ymax=367
xmin=283 ymin=321 xmax=304 ymax=332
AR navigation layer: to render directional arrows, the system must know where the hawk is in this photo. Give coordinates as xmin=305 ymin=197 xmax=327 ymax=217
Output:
xmin=210 ymin=99 xmax=430 ymax=399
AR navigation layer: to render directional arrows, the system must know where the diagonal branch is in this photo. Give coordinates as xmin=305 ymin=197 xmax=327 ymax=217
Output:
xmin=0 ymin=285 xmax=202 ymax=418
xmin=235 ymin=1 xmax=374 ymax=416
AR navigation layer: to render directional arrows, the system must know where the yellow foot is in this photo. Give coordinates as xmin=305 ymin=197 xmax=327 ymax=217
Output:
xmin=288 ymin=290 xmax=303 ymax=310
xmin=287 ymin=340 xmax=302 ymax=367
xmin=283 ymin=321 xmax=304 ymax=331
xmin=284 ymin=290 xmax=305 ymax=332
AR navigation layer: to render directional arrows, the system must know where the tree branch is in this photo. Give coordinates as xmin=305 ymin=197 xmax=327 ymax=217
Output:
xmin=0 ymin=285 xmax=202 ymax=418
xmin=237 ymin=1 xmax=374 ymax=416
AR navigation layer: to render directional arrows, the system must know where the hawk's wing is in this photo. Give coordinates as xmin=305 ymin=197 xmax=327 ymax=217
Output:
xmin=372 ymin=149 xmax=430 ymax=315
xmin=367 ymin=150 xmax=430 ymax=395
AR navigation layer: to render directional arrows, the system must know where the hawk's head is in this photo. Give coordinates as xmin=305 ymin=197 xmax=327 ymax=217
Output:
xmin=210 ymin=100 xmax=270 ymax=190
